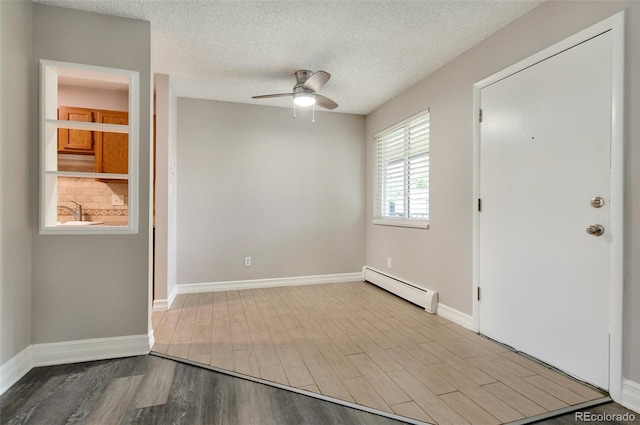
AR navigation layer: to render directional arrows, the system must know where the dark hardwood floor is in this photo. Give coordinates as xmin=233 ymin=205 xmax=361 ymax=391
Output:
xmin=0 ymin=355 xmax=408 ymax=425
xmin=0 ymin=354 xmax=637 ymax=425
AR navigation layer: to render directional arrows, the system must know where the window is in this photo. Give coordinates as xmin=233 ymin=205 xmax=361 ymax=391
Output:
xmin=374 ymin=109 xmax=430 ymax=229
xmin=40 ymin=60 xmax=139 ymax=234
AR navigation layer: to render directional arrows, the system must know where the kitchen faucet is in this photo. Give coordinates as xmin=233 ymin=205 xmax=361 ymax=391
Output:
xmin=58 ymin=200 xmax=83 ymax=221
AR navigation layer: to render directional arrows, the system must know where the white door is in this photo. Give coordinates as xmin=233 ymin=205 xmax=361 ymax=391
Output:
xmin=478 ymin=31 xmax=612 ymax=389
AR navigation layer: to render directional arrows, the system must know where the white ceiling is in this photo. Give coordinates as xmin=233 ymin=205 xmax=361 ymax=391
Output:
xmin=34 ymin=0 xmax=544 ymax=115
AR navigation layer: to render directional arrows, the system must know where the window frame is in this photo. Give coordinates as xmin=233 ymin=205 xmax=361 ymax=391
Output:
xmin=39 ymin=60 xmax=139 ymax=235
xmin=373 ymin=108 xmax=430 ymax=229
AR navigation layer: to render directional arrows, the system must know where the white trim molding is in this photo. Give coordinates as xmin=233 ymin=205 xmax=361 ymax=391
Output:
xmin=39 ymin=60 xmax=140 ymax=235
xmin=31 ymin=334 xmax=150 ymax=367
xmin=0 ymin=346 xmax=33 ymax=396
xmin=621 ymin=379 xmax=640 ymax=414
xmin=153 ymin=299 xmax=169 ymax=311
xmin=153 ymin=285 xmax=177 ymax=311
xmin=167 ymin=285 xmax=178 ymax=308
xmin=472 ymin=11 xmax=625 ymax=399
xmin=177 ymin=272 xmax=363 ymax=294
xmin=0 ymin=334 xmax=152 ymax=396
xmin=148 ymin=329 xmax=155 ymax=351
xmin=437 ymin=303 xmax=473 ymax=330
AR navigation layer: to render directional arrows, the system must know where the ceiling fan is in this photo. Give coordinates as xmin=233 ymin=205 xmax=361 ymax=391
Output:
xmin=252 ymin=70 xmax=338 ymax=110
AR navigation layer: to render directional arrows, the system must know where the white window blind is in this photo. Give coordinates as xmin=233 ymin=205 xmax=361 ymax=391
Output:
xmin=374 ymin=109 xmax=429 ymax=228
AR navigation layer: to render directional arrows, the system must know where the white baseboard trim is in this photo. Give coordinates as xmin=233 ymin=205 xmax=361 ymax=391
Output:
xmin=153 ymin=299 xmax=169 ymax=311
xmin=1 ymin=334 xmax=152 ymax=396
xmin=148 ymin=328 xmax=155 ymax=351
xmin=153 ymin=285 xmax=178 ymax=311
xmin=437 ymin=303 xmax=473 ymax=330
xmin=177 ymin=272 xmax=363 ymax=294
xmin=31 ymin=334 xmax=151 ymax=367
xmin=621 ymin=379 xmax=640 ymax=414
xmin=0 ymin=346 xmax=33 ymax=396
xmin=167 ymin=285 xmax=178 ymax=308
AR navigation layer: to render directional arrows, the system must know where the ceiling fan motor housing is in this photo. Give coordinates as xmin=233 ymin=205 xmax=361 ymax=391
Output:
xmin=294 ymin=70 xmax=314 ymax=87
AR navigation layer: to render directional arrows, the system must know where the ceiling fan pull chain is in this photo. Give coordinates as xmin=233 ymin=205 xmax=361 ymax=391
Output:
xmin=293 ymin=101 xmax=296 ymax=119
xmin=312 ymin=103 xmax=315 ymax=123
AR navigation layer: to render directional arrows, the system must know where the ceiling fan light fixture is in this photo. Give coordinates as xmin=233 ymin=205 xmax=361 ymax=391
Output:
xmin=293 ymin=92 xmax=316 ymax=107
xmin=253 ymin=70 xmax=337 ymax=110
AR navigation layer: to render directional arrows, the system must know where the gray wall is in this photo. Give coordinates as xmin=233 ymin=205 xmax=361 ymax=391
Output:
xmin=366 ymin=1 xmax=640 ymax=382
xmin=177 ymin=99 xmax=365 ymax=284
xmin=0 ymin=0 xmax=33 ymax=366
xmin=31 ymin=5 xmax=151 ymax=343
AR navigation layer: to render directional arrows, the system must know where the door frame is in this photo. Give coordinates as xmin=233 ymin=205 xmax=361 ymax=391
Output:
xmin=472 ymin=11 xmax=625 ymax=398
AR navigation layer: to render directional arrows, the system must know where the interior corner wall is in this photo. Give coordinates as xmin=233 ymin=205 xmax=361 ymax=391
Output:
xmin=177 ymin=99 xmax=366 ymax=285
xmin=0 ymin=0 xmax=33 ymax=366
xmin=31 ymin=4 xmax=151 ymax=343
xmin=153 ymin=73 xmax=177 ymax=304
xmin=365 ymin=0 xmax=640 ymax=384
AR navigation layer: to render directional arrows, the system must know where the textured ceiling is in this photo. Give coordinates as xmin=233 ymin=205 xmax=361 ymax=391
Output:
xmin=34 ymin=0 xmax=544 ymax=115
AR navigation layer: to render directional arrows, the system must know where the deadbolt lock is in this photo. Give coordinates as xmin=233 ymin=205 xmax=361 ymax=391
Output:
xmin=586 ymin=224 xmax=604 ymax=236
xmin=591 ymin=197 xmax=605 ymax=208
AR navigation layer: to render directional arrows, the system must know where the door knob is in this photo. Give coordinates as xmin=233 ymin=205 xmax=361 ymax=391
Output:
xmin=586 ymin=224 xmax=604 ymax=236
xmin=591 ymin=197 xmax=605 ymax=208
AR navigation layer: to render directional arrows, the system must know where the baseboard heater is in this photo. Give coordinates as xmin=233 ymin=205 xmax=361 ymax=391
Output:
xmin=362 ymin=266 xmax=438 ymax=314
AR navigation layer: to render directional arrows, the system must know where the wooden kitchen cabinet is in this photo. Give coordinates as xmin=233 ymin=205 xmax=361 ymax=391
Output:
xmin=57 ymin=106 xmax=129 ymax=180
xmin=94 ymin=110 xmax=128 ymax=179
xmin=58 ymin=107 xmax=94 ymax=153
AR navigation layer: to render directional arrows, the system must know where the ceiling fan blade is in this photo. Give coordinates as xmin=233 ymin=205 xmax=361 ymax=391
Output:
xmin=302 ymin=71 xmax=331 ymax=92
xmin=315 ymin=94 xmax=338 ymax=110
xmin=252 ymin=93 xmax=293 ymax=99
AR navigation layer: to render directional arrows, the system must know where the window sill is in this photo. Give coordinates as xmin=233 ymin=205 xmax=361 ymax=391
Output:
xmin=40 ymin=223 xmax=137 ymax=235
xmin=372 ymin=218 xmax=429 ymax=230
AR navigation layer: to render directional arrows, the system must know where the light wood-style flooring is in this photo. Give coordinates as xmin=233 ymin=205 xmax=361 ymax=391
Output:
xmin=152 ymin=281 xmax=607 ymax=425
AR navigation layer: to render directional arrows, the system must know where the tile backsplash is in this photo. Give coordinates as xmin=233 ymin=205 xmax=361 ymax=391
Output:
xmin=57 ymin=177 xmax=128 ymax=225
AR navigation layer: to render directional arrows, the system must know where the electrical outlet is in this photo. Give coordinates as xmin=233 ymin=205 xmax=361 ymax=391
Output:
xmin=111 ymin=194 xmax=125 ymax=206
xmin=387 ymin=257 xmax=392 ymax=268
xmin=244 ymin=257 xmax=251 ymax=267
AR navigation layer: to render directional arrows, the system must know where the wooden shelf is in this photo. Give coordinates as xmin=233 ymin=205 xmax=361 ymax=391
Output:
xmin=45 ymin=118 xmax=129 ymax=134
xmin=45 ymin=170 xmax=129 ymax=180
